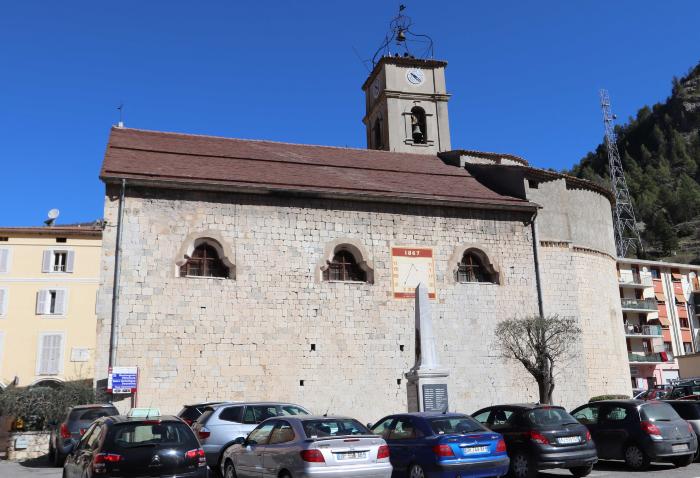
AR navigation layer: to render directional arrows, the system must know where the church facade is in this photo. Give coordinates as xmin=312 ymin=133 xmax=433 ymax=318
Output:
xmin=95 ymin=56 xmax=631 ymax=419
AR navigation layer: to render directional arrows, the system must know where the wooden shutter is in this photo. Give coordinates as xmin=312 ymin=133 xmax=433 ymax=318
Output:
xmin=0 ymin=249 xmax=8 ymax=273
xmin=65 ymin=251 xmax=75 ymax=273
xmin=0 ymin=288 xmax=6 ymax=315
xmin=42 ymin=250 xmax=53 ymax=273
xmin=38 ymin=334 xmax=62 ymax=374
xmin=55 ymin=290 xmax=68 ymax=315
xmin=36 ymin=290 xmax=48 ymax=314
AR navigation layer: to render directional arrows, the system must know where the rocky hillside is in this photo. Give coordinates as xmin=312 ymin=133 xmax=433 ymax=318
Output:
xmin=570 ymin=62 xmax=700 ymax=262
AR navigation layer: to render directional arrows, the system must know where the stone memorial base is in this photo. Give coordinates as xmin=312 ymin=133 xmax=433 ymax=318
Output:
xmin=406 ymin=368 xmax=449 ymax=412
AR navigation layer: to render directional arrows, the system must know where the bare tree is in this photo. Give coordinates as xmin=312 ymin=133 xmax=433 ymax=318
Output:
xmin=494 ymin=314 xmax=581 ymax=404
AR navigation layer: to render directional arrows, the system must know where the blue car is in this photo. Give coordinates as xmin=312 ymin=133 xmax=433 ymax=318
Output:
xmin=370 ymin=412 xmax=509 ymax=478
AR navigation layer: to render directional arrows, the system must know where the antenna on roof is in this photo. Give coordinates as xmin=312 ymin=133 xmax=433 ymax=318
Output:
xmin=117 ymin=103 xmax=124 ymax=128
xmin=45 ymin=209 xmax=60 ymax=227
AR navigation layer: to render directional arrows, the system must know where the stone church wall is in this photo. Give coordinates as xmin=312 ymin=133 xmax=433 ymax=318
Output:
xmin=96 ymin=186 xmax=543 ymax=421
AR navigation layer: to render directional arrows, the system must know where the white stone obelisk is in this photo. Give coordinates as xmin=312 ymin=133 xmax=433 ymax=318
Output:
xmin=406 ymin=283 xmax=450 ymax=412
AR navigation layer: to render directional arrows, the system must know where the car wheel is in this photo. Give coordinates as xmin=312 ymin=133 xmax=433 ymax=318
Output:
xmin=509 ymin=452 xmax=536 ymax=478
xmin=408 ymin=464 xmax=425 ymax=478
xmin=671 ymin=454 xmax=694 ymax=467
xmin=280 ymin=473 xmax=292 ymax=478
xmin=223 ymin=460 xmax=237 ymax=478
xmin=624 ymin=444 xmax=650 ymax=470
xmin=569 ymin=464 xmax=594 ymax=477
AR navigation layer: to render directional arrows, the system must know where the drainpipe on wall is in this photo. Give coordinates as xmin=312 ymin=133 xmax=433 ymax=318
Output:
xmin=530 ymin=211 xmax=545 ymax=317
xmin=108 ymin=179 xmax=126 ymax=369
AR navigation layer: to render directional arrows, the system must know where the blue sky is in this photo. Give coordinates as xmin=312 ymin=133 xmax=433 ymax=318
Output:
xmin=1 ymin=1 xmax=698 ymax=226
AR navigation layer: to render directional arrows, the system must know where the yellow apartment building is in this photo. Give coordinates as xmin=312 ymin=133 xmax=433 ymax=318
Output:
xmin=0 ymin=224 xmax=102 ymax=388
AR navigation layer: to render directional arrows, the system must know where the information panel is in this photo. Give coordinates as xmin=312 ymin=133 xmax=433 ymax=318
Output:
xmin=108 ymin=366 xmax=138 ymax=394
xmin=391 ymin=247 xmax=436 ymax=299
xmin=422 ymin=384 xmax=448 ymax=412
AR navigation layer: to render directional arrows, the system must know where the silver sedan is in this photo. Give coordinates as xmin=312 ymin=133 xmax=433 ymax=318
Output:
xmin=220 ymin=415 xmax=392 ymax=478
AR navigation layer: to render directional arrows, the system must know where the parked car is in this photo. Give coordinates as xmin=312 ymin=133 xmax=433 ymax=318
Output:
xmin=571 ymin=399 xmax=697 ymax=470
xmin=667 ymin=378 xmax=700 ymax=400
xmin=178 ymin=401 xmax=225 ymax=426
xmin=220 ymin=415 xmax=392 ymax=478
xmin=664 ymin=400 xmax=700 ymax=460
xmin=636 ymin=387 xmax=670 ymax=401
xmin=193 ymin=401 xmax=310 ymax=473
xmin=62 ymin=414 xmax=207 ymax=477
xmin=368 ymin=412 xmax=509 ymax=478
xmin=49 ymin=403 xmax=119 ymax=466
xmin=472 ymin=404 xmax=597 ymax=478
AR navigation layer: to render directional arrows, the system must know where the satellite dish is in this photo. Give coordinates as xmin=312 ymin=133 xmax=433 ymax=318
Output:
xmin=48 ymin=209 xmax=60 ymax=220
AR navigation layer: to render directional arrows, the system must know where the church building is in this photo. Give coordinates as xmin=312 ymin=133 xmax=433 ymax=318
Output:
xmin=95 ymin=54 xmax=631 ymax=419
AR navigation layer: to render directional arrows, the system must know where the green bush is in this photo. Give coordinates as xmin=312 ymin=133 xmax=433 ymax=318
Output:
xmin=589 ymin=394 xmax=630 ymax=402
xmin=0 ymin=380 xmax=102 ymax=431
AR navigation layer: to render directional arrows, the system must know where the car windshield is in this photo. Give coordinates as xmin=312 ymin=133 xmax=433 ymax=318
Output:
xmin=70 ymin=407 xmax=118 ymax=422
xmin=670 ymin=403 xmax=700 ymax=420
xmin=429 ymin=416 xmax=484 ymax=435
xmin=526 ymin=407 xmax=578 ymax=427
xmin=302 ymin=419 xmax=370 ymax=438
xmin=641 ymin=403 xmax=682 ymax=422
xmin=279 ymin=405 xmax=309 ymax=416
xmin=109 ymin=421 xmax=198 ymax=449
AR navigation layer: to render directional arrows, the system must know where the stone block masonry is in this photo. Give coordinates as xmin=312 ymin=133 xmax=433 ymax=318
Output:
xmin=96 ymin=184 xmax=630 ymax=422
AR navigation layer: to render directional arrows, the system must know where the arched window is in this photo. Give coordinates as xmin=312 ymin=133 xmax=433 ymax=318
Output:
xmin=456 ymin=251 xmax=492 ymax=283
xmin=323 ymin=250 xmax=366 ymax=282
xmin=372 ymin=117 xmax=383 ymax=150
xmin=180 ymin=243 xmax=230 ymax=278
xmin=410 ymin=106 xmax=427 ymax=144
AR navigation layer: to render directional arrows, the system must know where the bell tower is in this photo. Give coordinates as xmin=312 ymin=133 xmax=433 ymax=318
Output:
xmin=362 ymin=7 xmax=451 ymax=154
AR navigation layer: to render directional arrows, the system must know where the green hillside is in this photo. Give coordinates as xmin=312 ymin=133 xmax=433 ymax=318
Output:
xmin=570 ymin=62 xmax=700 ymax=262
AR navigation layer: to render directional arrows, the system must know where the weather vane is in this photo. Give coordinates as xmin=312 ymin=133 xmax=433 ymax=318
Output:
xmin=371 ymin=5 xmax=434 ymax=67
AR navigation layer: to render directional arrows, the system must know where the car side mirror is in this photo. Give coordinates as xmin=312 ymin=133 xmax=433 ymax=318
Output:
xmin=233 ymin=437 xmax=246 ymax=446
xmin=247 ymin=439 xmax=257 ymax=446
xmin=366 ymin=423 xmax=373 ymax=430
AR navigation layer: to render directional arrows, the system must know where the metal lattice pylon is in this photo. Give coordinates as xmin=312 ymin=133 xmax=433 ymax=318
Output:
xmin=600 ymin=89 xmax=643 ymax=257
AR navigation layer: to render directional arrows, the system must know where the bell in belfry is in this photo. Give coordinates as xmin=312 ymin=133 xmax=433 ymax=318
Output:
xmin=412 ymin=123 xmax=424 ymax=142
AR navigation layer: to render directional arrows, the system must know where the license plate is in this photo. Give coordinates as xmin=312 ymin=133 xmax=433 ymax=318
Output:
xmin=557 ymin=436 xmax=581 ymax=444
xmin=336 ymin=451 xmax=367 ymax=460
xmin=672 ymin=444 xmax=689 ymax=452
xmin=462 ymin=446 xmax=489 ymax=454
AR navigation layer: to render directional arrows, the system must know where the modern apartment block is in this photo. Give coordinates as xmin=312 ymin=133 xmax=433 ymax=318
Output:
xmin=0 ymin=224 xmax=102 ymax=388
xmin=617 ymin=258 xmax=700 ymax=389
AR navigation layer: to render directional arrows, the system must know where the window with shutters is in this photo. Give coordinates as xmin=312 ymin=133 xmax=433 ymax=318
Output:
xmin=179 ymin=243 xmax=230 ymax=278
xmin=42 ymin=250 xmax=74 ymax=273
xmin=0 ymin=288 xmax=7 ymax=317
xmin=36 ymin=333 xmax=64 ymax=375
xmin=456 ymin=250 xmax=497 ymax=283
xmin=36 ymin=289 xmax=68 ymax=316
xmin=323 ymin=250 xmax=366 ymax=282
xmin=0 ymin=248 xmax=10 ymax=274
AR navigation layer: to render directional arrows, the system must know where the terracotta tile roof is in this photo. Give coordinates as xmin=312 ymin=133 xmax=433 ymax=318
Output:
xmin=100 ymin=128 xmax=535 ymax=211
xmin=0 ymin=224 xmax=103 ymax=238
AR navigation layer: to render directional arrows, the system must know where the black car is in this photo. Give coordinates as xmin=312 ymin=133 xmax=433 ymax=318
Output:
xmin=49 ymin=403 xmax=119 ymax=466
xmin=177 ymin=402 xmax=224 ymax=426
xmin=667 ymin=378 xmax=700 ymax=399
xmin=62 ymin=414 xmax=208 ymax=477
xmin=571 ymin=399 xmax=697 ymax=470
xmin=472 ymin=403 xmax=597 ymax=478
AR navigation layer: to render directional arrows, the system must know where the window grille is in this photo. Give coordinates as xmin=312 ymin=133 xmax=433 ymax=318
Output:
xmin=323 ymin=250 xmax=366 ymax=282
xmin=180 ymin=243 xmax=230 ymax=278
xmin=456 ymin=252 xmax=491 ymax=283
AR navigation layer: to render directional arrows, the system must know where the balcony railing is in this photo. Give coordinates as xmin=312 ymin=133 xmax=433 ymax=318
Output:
xmin=621 ymin=298 xmax=658 ymax=311
xmin=624 ymin=324 xmax=663 ymax=337
xmin=628 ymin=352 xmax=666 ymax=363
xmin=618 ymin=275 xmax=653 ymax=287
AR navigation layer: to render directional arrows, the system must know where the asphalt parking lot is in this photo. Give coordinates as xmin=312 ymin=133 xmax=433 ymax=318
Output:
xmin=4 ymin=457 xmax=700 ymax=478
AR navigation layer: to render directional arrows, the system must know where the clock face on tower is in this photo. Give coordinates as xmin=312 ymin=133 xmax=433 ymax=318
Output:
xmin=406 ymin=68 xmax=425 ymax=86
